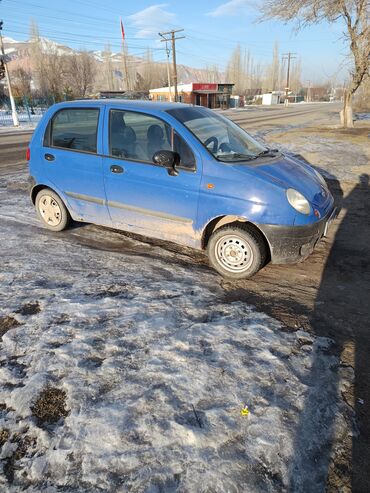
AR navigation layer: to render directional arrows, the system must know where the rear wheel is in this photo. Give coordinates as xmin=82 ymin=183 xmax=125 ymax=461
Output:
xmin=35 ymin=189 xmax=70 ymax=231
xmin=207 ymin=225 xmax=267 ymax=279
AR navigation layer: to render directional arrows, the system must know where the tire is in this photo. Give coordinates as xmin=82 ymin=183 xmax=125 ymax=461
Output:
xmin=207 ymin=224 xmax=267 ymax=279
xmin=35 ymin=189 xmax=70 ymax=232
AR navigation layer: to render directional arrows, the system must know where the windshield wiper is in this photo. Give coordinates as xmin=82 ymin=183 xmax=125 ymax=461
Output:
xmin=256 ymin=148 xmax=279 ymax=158
xmin=217 ymin=152 xmax=255 ymax=161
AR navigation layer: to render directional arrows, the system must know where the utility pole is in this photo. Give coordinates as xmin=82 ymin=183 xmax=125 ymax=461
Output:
xmin=282 ymin=52 xmax=296 ymax=107
xmin=0 ymin=20 xmax=19 ymax=126
xmin=159 ymin=29 xmax=185 ymax=102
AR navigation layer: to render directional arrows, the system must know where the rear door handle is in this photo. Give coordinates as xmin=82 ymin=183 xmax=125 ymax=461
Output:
xmin=44 ymin=153 xmax=55 ymax=162
xmin=110 ymin=164 xmax=124 ymax=174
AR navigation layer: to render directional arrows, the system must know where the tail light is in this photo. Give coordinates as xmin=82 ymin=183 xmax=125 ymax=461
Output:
xmin=26 ymin=147 xmax=30 ymax=161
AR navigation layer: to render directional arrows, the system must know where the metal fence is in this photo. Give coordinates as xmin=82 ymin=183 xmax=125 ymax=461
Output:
xmin=0 ymin=96 xmax=55 ymax=127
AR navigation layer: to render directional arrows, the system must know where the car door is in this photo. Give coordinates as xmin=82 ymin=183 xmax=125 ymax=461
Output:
xmin=42 ymin=105 xmax=111 ymax=225
xmin=102 ymin=107 xmax=202 ymax=248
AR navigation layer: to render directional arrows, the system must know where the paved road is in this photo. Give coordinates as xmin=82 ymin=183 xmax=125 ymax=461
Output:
xmin=0 ymin=131 xmax=33 ymax=176
xmin=223 ymin=101 xmax=341 ymax=128
xmin=0 ymin=102 xmax=341 ymax=176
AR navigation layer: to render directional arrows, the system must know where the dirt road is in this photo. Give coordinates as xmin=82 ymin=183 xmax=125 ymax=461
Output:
xmin=1 ymin=102 xmax=369 ymax=491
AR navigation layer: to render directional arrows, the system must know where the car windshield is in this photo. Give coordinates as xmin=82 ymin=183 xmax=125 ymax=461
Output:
xmin=166 ymin=106 xmax=267 ymax=162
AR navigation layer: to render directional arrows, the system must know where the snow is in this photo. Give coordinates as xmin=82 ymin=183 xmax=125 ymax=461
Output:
xmin=0 ymin=111 xmax=43 ymax=129
xmin=92 ymin=50 xmax=120 ymax=62
xmin=0 ymin=172 xmax=354 ymax=492
xmin=355 ymin=112 xmax=370 ymax=121
xmin=2 ymin=37 xmax=18 ymax=44
xmin=36 ymin=37 xmax=73 ymax=56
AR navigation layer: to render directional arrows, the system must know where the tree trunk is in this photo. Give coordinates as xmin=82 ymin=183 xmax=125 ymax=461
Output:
xmin=340 ymin=89 xmax=354 ymax=128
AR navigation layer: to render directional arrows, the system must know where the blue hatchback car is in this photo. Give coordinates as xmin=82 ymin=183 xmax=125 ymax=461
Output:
xmin=27 ymin=100 xmax=336 ymax=279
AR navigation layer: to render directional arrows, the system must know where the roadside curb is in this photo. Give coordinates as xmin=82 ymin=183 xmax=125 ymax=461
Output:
xmin=0 ymin=129 xmax=35 ymax=136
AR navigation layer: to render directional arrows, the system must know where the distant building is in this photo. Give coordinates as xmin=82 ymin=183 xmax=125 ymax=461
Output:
xmin=93 ymin=90 xmax=149 ymax=100
xmin=262 ymin=92 xmax=281 ymax=105
xmin=149 ymin=83 xmax=234 ymax=109
xmin=230 ymin=95 xmax=246 ymax=108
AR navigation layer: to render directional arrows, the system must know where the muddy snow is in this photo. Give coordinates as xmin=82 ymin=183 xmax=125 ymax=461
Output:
xmin=0 ymin=173 xmax=354 ymax=492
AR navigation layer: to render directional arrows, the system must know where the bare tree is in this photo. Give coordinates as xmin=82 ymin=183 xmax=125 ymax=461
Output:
xmin=103 ymin=44 xmax=115 ymax=91
xmin=204 ymin=64 xmax=221 ymax=83
xmin=29 ymin=20 xmax=67 ymax=100
xmin=66 ymin=51 xmax=96 ymax=98
xmin=260 ymin=0 xmax=370 ymax=127
xmin=265 ymin=41 xmax=280 ymax=91
xmin=11 ymin=67 xmax=32 ymax=98
xmin=140 ymin=49 xmax=157 ymax=90
xmin=43 ymin=49 xmax=68 ymax=100
xmin=134 ymin=49 xmax=166 ymax=91
xmin=120 ymin=42 xmax=132 ymax=91
xmin=290 ymin=57 xmax=302 ymax=94
xmin=226 ymin=45 xmax=245 ymax=94
xmin=29 ymin=20 xmax=47 ymax=96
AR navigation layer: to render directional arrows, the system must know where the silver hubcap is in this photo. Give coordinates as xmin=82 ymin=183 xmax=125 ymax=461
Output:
xmin=39 ymin=195 xmax=62 ymax=226
xmin=215 ymin=234 xmax=254 ymax=273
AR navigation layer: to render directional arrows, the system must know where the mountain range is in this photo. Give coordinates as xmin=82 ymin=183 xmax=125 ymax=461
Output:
xmin=2 ymin=35 xmax=217 ymax=88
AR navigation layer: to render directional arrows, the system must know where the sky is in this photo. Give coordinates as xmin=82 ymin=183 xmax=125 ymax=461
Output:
xmin=0 ymin=0 xmax=351 ymax=84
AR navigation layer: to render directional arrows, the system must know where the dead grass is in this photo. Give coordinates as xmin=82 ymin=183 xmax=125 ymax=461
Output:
xmin=31 ymin=387 xmax=69 ymax=427
xmin=16 ymin=301 xmax=41 ymax=316
xmin=0 ymin=428 xmax=10 ymax=447
xmin=3 ymin=433 xmax=37 ymax=484
xmin=271 ymin=124 xmax=370 ymax=146
xmin=0 ymin=316 xmax=21 ymax=340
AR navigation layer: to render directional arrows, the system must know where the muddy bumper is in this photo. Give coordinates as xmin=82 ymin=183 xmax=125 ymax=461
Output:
xmin=259 ymin=207 xmax=337 ymax=264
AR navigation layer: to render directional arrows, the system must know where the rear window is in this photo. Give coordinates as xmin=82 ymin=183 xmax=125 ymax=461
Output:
xmin=48 ymin=108 xmax=99 ymax=153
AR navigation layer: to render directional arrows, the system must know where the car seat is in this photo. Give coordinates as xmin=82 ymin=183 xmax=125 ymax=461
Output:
xmin=147 ymin=124 xmax=165 ymax=161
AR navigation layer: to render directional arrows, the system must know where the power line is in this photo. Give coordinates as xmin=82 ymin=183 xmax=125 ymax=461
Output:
xmin=3 ymin=28 xmax=166 ymax=56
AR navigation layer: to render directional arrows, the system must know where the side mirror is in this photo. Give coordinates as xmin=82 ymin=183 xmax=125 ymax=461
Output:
xmin=152 ymin=150 xmax=180 ymax=176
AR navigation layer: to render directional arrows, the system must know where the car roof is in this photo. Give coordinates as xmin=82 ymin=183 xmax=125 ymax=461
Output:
xmin=55 ymin=99 xmax=192 ymax=112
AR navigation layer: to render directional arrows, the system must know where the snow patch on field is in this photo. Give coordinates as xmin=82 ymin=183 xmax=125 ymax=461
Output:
xmin=0 ymin=175 xmax=353 ymax=492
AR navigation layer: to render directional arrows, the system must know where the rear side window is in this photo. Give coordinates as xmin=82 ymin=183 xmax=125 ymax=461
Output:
xmin=48 ymin=108 xmax=99 ymax=153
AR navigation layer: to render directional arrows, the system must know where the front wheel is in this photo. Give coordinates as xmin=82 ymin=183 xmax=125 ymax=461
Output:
xmin=35 ymin=189 xmax=70 ymax=231
xmin=207 ymin=225 xmax=267 ymax=279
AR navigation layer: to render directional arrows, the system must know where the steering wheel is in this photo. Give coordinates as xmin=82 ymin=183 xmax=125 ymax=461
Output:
xmin=204 ymin=136 xmax=219 ymax=153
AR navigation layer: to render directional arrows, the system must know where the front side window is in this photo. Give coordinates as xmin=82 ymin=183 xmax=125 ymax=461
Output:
xmin=50 ymin=108 xmax=99 ymax=153
xmin=109 ymin=109 xmax=196 ymax=170
xmin=109 ymin=109 xmax=171 ymax=163
xmin=173 ymin=131 xmax=196 ymax=170
xmin=167 ymin=106 xmax=267 ymax=162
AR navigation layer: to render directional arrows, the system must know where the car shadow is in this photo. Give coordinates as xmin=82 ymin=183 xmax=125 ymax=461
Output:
xmin=220 ymin=163 xmax=369 ymax=490
xmin=287 ymin=172 xmax=370 ymax=491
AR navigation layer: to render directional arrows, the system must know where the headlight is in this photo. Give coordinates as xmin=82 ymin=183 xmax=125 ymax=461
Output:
xmin=313 ymin=168 xmax=328 ymax=189
xmin=286 ymin=188 xmax=311 ymax=215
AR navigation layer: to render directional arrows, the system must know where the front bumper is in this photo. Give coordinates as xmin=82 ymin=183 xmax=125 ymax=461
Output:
xmin=258 ymin=206 xmax=337 ymax=264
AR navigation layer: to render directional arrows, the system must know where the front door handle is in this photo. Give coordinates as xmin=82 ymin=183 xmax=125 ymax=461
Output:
xmin=110 ymin=164 xmax=124 ymax=174
xmin=44 ymin=153 xmax=55 ymax=162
